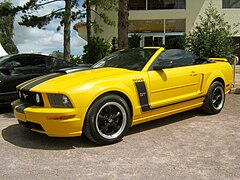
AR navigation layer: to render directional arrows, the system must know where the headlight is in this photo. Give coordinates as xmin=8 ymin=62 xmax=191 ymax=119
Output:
xmin=18 ymin=91 xmax=22 ymax=99
xmin=35 ymin=93 xmax=44 ymax=106
xmin=35 ymin=93 xmax=41 ymax=104
xmin=62 ymin=95 xmax=70 ymax=106
xmin=47 ymin=94 xmax=73 ymax=108
xmin=18 ymin=90 xmax=44 ymax=106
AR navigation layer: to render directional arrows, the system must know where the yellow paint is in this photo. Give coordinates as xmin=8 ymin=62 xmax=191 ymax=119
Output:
xmin=12 ymin=47 xmax=233 ymax=137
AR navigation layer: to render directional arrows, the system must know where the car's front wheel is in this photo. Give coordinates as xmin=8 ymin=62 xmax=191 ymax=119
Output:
xmin=202 ymin=81 xmax=225 ymax=114
xmin=83 ymin=94 xmax=131 ymax=145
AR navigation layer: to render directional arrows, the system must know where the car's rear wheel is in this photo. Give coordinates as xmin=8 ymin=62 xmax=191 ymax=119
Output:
xmin=202 ymin=81 xmax=225 ymax=114
xmin=83 ymin=94 xmax=131 ymax=145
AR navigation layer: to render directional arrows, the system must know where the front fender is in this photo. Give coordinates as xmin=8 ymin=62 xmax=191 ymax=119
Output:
xmin=67 ymin=81 xmax=140 ymax=117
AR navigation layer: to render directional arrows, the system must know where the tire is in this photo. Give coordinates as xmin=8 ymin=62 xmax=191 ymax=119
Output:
xmin=202 ymin=81 xmax=225 ymax=114
xmin=83 ymin=94 xmax=131 ymax=145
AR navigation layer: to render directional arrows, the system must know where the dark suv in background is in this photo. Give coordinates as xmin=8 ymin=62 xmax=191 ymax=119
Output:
xmin=0 ymin=53 xmax=76 ymax=106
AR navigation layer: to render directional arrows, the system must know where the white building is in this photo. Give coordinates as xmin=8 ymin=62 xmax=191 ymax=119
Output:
xmin=74 ymin=0 xmax=240 ymax=55
xmin=0 ymin=43 xmax=8 ymax=57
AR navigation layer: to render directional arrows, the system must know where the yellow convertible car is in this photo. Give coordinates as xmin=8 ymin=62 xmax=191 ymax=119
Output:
xmin=12 ymin=47 xmax=233 ymax=145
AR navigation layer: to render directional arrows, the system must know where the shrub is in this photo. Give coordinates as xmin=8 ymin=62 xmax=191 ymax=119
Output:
xmin=82 ymin=37 xmax=111 ymax=64
xmin=185 ymin=2 xmax=239 ymax=63
xmin=129 ymin=34 xmax=141 ymax=48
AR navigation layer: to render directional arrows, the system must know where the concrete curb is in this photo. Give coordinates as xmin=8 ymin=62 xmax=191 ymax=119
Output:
xmin=231 ymin=64 xmax=240 ymax=94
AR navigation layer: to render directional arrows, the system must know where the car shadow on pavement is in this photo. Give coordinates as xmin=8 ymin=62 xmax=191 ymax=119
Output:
xmin=127 ymin=109 xmax=204 ymax=136
xmin=2 ymin=124 xmax=98 ymax=149
xmin=2 ymin=109 xmax=205 ymax=150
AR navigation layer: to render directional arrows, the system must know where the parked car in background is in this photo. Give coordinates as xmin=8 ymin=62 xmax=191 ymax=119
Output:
xmin=0 ymin=53 xmax=77 ymax=106
xmin=12 ymin=48 xmax=233 ymax=145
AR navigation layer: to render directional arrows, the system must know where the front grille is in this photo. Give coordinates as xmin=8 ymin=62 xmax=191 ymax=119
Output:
xmin=18 ymin=120 xmax=45 ymax=132
xmin=18 ymin=90 xmax=44 ymax=106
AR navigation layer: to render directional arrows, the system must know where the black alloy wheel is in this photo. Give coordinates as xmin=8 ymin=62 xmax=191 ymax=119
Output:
xmin=84 ymin=94 xmax=131 ymax=145
xmin=202 ymin=81 xmax=225 ymax=114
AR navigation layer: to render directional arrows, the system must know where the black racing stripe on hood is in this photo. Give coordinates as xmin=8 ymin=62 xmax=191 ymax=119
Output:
xmin=17 ymin=74 xmax=51 ymax=89
xmin=21 ymin=73 xmax=64 ymax=91
xmin=17 ymin=67 xmax=90 ymax=90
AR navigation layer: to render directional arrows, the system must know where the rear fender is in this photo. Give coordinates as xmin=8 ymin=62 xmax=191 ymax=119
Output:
xmin=202 ymin=70 xmax=225 ymax=94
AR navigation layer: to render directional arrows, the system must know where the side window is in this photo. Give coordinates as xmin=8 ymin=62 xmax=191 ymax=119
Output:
xmin=4 ymin=57 xmax=24 ymax=67
xmin=57 ymin=58 xmax=65 ymax=66
xmin=152 ymin=49 xmax=197 ymax=68
xmin=26 ymin=56 xmax=46 ymax=67
xmin=46 ymin=57 xmax=58 ymax=67
xmin=56 ymin=58 xmax=75 ymax=68
xmin=57 ymin=58 xmax=67 ymax=67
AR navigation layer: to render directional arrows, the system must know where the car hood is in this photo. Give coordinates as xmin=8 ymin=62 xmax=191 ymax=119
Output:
xmin=22 ymin=67 xmax=135 ymax=92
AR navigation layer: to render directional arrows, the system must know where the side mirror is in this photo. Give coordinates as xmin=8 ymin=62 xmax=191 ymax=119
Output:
xmin=153 ymin=61 xmax=174 ymax=70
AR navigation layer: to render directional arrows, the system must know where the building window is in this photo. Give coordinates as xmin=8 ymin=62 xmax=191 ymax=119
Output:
xmin=223 ymin=0 xmax=240 ymax=8
xmin=129 ymin=19 xmax=185 ymax=33
xmin=129 ymin=20 xmax=164 ymax=33
xmin=148 ymin=0 xmax=186 ymax=10
xmin=129 ymin=0 xmax=186 ymax=10
xmin=129 ymin=0 xmax=146 ymax=10
xmin=128 ymin=19 xmax=185 ymax=47
xmin=166 ymin=19 xmax=186 ymax=33
xmin=233 ymin=37 xmax=240 ymax=57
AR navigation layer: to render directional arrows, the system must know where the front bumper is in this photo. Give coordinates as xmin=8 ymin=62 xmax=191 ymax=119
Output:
xmin=12 ymin=100 xmax=84 ymax=137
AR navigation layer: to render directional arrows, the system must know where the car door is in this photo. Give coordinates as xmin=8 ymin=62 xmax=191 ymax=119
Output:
xmin=147 ymin=49 xmax=202 ymax=108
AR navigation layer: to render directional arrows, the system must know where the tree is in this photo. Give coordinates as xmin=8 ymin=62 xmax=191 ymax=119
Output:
xmin=17 ymin=0 xmax=83 ymax=61
xmin=85 ymin=0 xmax=92 ymax=43
xmin=84 ymin=0 xmax=117 ymax=42
xmin=0 ymin=0 xmax=18 ymax=54
xmin=81 ymin=0 xmax=129 ymax=63
xmin=83 ymin=0 xmax=128 ymax=50
xmin=82 ymin=0 xmax=117 ymax=63
xmin=82 ymin=36 xmax=111 ymax=64
xmin=185 ymin=2 xmax=239 ymax=61
xmin=118 ymin=0 xmax=129 ymax=49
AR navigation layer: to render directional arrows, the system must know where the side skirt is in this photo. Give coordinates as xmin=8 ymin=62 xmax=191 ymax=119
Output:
xmin=132 ymin=100 xmax=204 ymax=126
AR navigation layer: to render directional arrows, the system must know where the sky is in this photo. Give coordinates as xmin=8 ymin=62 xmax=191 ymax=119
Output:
xmin=2 ymin=0 xmax=87 ymax=56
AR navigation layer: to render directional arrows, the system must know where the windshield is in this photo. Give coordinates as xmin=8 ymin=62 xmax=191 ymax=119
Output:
xmin=92 ymin=48 xmax=157 ymax=71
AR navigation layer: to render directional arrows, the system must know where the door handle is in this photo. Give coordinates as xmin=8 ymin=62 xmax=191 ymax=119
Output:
xmin=190 ymin=71 xmax=198 ymax=76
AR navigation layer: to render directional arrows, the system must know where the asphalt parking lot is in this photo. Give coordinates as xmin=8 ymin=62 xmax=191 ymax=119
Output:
xmin=1 ymin=94 xmax=240 ymax=180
